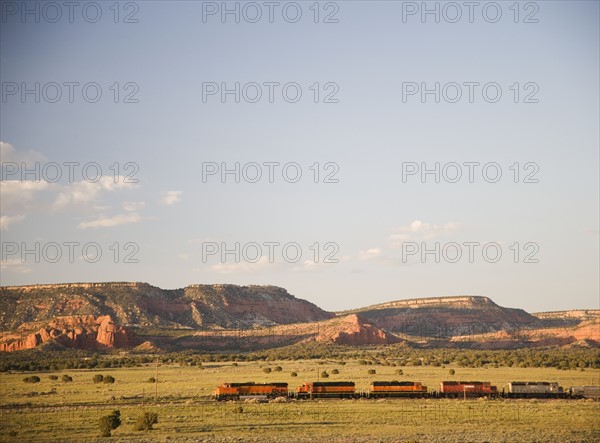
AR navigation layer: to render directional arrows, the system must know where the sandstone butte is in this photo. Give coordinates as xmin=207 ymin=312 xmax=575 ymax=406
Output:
xmin=0 ymin=283 xmax=597 ymax=352
xmin=0 ymin=315 xmax=139 ymax=352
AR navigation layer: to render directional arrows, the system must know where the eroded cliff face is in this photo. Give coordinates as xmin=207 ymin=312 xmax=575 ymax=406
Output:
xmin=0 ymin=285 xmax=597 ymax=352
xmin=0 ymin=315 xmax=139 ymax=352
xmin=0 ymin=283 xmax=334 ymax=330
xmin=315 ymin=314 xmax=402 ymax=345
xmin=344 ymin=296 xmax=543 ymax=337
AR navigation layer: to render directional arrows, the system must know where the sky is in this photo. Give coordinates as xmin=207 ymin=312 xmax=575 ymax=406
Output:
xmin=1 ymin=1 xmax=598 ymax=313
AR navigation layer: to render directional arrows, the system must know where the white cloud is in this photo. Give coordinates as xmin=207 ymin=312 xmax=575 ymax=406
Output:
xmin=77 ymin=213 xmax=142 ymax=229
xmin=389 ymin=220 xmax=460 ymax=244
xmin=0 ymin=258 xmax=31 ymax=274
xmin=0 ymin=141 xmax=46 ymax=165
xmin=291 ymin=259 xmax=335 ymax=272
xmin=160 ymin=190 xmax=182 ymax=206
xmin=209 ymin=256 xmax=270 ymax=274
xmin=0 ymin=214 xmax=25 ymax=230
xmin=357 ymin=247 xmax=382 ymax=261
xmin=122 ymin=201 xmax=146 ymax=212
xmin=0 ymin=180 xmax=52 ymax=214
xmin=52 ymin=176 xmax=136 ymax=211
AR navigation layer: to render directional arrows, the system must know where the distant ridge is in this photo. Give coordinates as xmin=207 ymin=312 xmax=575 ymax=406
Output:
xmin=338 ymin=295 xmax=498 ymax=314
xmin=0 ymin=283 xmax=597 ymax=352
xmin=0 ymin=282 xmax=334 ymax=331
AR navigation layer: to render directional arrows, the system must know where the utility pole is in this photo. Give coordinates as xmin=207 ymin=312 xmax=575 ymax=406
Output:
xmin=155 ymin=357 xmax=159 ymax=401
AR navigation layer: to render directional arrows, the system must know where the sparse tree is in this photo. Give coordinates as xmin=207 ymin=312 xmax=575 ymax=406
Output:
xmin=367 ymin=369 xmax=376 ymax=375
xmin=449 ymin=369 xmax=456 ymax=376
xmin=23 ymin=376 xmax=40 ymax=383
xmin=134 ymin=412 xmax=158 ymax=431
xmin=98 ymin=410 xmax=121 ymax=437
xmin=290 ymin=372 xmax=298 ymax=377
xmin=103 ymin=375 xmax=115 ymax=384
xmin=62 ymin=375 xmax=73 ymax=382
xmin=93 ymin=374 xmax=104 ymax=383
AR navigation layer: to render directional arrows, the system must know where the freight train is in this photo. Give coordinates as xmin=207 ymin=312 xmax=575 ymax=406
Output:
xmin=296 ymin=381 xmax=356 ymax=399
xmin=213 ymin=380 xmax=600 ymax=401
xmin=437 ymin=381 xmax=498 ymax=398
xmin=368 ymin=381 xmax=428 ymax=398
xmin=213 ymin=382 xmax=288 ymax=400
xmin=504 ymin=382 xmax=568 ymax=399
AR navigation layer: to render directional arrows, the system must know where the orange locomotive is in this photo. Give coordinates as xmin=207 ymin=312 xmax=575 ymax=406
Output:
xmin=296 ymin=381 xmax=356 ymax=399
xmin=213 ymin=382 xmax=288 ymax=400
xmin=369 ymin=381 xmax=428 ymax=398
xmin=438 ymin=381 xmax=498 ymax=398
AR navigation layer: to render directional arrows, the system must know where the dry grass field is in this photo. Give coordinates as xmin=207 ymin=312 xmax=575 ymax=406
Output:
xmin=1 ymin=359 xmax=599 ymax=442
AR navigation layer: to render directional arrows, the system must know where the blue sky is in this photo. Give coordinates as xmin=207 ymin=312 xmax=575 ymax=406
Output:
xmin=1 ymin=1 xmax=598 ymax=313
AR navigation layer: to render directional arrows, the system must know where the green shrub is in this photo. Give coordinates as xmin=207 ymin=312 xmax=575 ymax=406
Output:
xmin=23 ymin=376 xmax=40 ymax=383
xmin=98 ymin=410 xmax=121 ymax=437
xmin=134 ymin=412 xmax=158 ymax=431
xmin=93 ymin=374 xmax=104 ymax=383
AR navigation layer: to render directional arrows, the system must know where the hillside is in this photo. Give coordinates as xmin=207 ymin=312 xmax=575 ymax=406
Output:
xmin=0 ymin=282 xmax=333 ymax=331
xmin=532 ymin=310 xmax=600 ymax=328
xmin=0 ymin=283 xmax=597 ymax=352
xmin=341 ymin=296 xmax=543 ymax=338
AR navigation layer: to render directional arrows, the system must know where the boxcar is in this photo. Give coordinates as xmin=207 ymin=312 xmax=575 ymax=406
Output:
xmin=439 ymin=381 xmax=498 ymax=398
xmin=296 ymin=381 xmax=356 ymax=399
xmin=570 ymin=386 xmax=600 ymax=400
xmin=213 ymin=382 xmax=288 ymax=400
xmin=369 ymin=381 xmax=428 ymax=398
xmin=505 ymin=382 xmax=565 ymax=398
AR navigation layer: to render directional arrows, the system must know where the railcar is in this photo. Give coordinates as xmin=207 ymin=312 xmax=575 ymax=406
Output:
xmin=296 ymin=381 xmax=356 ymax=399
xmin=213 ymin=382 xmax=288 ymax=400
xmin=505 ymin=381 xmax=566 ymax=398
xmin=438 ymin=381 xmax=498 ymax=398
xmin=368 ymin=381 xmax=428 ymax=398
xmin=570 ymin=385 xmax=600 ymax=400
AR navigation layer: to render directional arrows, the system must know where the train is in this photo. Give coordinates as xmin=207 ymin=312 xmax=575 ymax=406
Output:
xmin=213 ymin=380 xmax=600 ymax=401
xmin=368 ymin=381 xmax=428 ymax=398
xmin=437 ymin=381 xmax=498 ymax=398
xmin=504 ymin=382 xmax=568 ymax=399
xmin=296 ymin=381 xmax=356 ymax=399
xmin=213 ymin=382 xmax=288 ymax=400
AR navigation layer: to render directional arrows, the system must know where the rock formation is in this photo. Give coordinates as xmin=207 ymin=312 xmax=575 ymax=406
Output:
xmin=0 ymin=315 xmax=139 ymax=351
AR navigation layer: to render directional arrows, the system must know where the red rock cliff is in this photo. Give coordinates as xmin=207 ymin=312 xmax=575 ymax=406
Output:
xmin=0 ymin=315 xmax=139 ymax=352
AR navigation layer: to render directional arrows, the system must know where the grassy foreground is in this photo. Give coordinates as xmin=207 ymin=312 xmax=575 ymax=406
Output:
xmin=1 ymin=359 xmax=599 ymax=442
